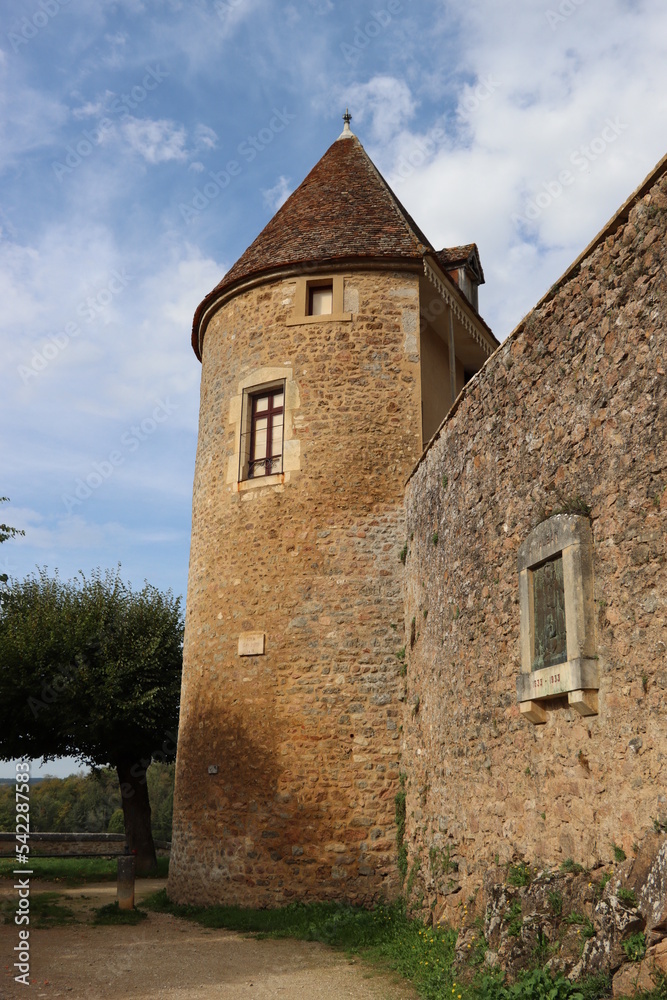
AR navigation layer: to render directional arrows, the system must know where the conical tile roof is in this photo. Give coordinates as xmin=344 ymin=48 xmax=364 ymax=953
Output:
xmin=192 ymin=130 xmax=437 ymax=356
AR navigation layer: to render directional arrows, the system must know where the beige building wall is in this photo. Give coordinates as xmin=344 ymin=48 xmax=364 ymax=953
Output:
xmin=169 ymin=268 xmax=424 ymax=906
xmin=420 ymin=324 xmax=451 ymax=444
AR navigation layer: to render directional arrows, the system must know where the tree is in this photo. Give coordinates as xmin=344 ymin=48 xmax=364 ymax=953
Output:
xmin=0 ymin=568 xmax=183 ymax=873
xmin=0 ymin=497 xmax=24 ymax=584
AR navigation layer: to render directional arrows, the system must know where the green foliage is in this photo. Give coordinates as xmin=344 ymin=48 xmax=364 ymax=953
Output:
xmin=399 ymin=544 xmax=408 ymax=565
xmin=0 ymin=763 xmax=175 ymax=841
xmin=429 ymin=845 xmax=455 ymax=881
xmin=505 ymin=898 xmax=523 ymax=937
xmin=406 ymin=857 xmax=421 ymax=897
xmin=575 ymin=974 xmax=612 ymax=1000
xmin=473 ymin=967 xmax=585 ymax=1000
xmin=432 ymin=531 xmax=439 ymax=546
xmin=107 ymin=807 xmax=125 ymax=833
xmin=395 ymin=775 xmax=407 ymax=882
xmin=548 ymin=889 xmax=563 ymax=915
xmin=622 ymin=931 xmax=647 ymax=962
xmin=617 ymin=887 xmax=637 ymax=906
xmin=564 ymin=911 xmax=585 ymax=925
xmin=560 ymin=858 xmax=585 ymax=874
xmin=612 ymin=843 xmax=627 ymax=862
xmin=93 ymin=902 xmax=148 ymax=925
xmin=0 ymin=567 xmax=182 ymax=765
xmin=533 ymin=930 xmax=550 ymax=964
xmin=442 ymin=474 xmax=448 ymax=489
xmin=507 ymin=862 xmax=531 ymax=887
xmin=581 ymin=917 xmax=596 ymax=941
xmin=0 ymin=567 xmax=182 ymax=868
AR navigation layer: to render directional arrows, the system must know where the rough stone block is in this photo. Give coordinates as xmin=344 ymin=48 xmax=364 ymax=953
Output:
xmin=519 ymin=700 xmax=547 ymax=725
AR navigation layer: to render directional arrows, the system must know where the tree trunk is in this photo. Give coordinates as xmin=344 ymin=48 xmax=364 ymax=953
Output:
xmin=116 ymin=758 xmax=157 ymax=875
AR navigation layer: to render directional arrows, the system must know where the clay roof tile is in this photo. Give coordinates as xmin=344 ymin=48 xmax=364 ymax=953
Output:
xmin=192 ymin=132 xmax=436 ymax=356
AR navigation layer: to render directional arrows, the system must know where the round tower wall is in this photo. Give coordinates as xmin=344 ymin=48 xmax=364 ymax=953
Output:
xmin=169 ymin=268 xmax=423 ymax=906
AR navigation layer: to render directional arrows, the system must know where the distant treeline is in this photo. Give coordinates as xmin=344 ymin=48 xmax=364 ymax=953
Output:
xmin=0 ymin=764 xmax=174 ymax=841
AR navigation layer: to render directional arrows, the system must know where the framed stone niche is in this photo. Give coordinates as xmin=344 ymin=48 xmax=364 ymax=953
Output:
xmin=516 ymin=514 xmax=598 ymax=725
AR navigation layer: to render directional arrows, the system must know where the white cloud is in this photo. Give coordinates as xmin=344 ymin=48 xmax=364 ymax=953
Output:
xmin=262 ymin=175 xmax=292 ymax=211
xmin=339 ymin=75 xmax=416 ymax=141
xmin=121 ymin=117 xmax=189 ymax=163
xmin=72 ymin=100 xmax=107 ymax=120
xmin=355 ymin=0 xmax=667 ymax=337
xmin=194 ymin=123 xmax=218 ymax=151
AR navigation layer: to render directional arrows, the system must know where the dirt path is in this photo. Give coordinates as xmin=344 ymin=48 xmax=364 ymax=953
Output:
xmin=0 ymin=882 xmax=417 ymax=1000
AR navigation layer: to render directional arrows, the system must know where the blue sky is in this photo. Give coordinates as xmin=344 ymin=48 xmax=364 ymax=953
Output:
xmin=1 ymin=0 xmax=666 ymax=778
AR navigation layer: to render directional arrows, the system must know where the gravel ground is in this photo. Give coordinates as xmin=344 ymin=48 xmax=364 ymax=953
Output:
xmin=0 ymin=881 xmax=417 ymax=1000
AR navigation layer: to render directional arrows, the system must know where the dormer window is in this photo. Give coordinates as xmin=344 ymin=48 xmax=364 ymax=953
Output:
xmin=308 ymin=284 xmax=333 ymax=316
xmin=436 ymin=244 xmax=485 ymax=314
xmin=458 ymin=268 xmax=478 ymax=311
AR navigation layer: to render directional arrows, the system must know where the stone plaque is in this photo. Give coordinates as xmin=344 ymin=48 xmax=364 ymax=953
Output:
xmin=532 ymin=554 xmax=566 ymax=671
xmin=516 ymin=657 xmax=600 ymax=704
xmin=238 ymin=632 xmax=265 ymax=656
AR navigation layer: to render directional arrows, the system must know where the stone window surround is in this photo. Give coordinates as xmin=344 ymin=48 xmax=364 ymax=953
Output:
xmin=227 ymin=366 xmax=301 ymax=491
xmin=286 ymin=274 xmax=352 ymax=326
xmin=516 ymin=514 xmax=598 ymax=725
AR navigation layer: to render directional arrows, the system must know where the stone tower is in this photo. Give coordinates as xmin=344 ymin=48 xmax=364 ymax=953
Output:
xmin=168 ymin=116 xmax=497 ymax=907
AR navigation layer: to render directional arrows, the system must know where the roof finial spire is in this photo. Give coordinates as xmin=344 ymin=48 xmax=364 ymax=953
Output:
xmin=339 ymin=107 xmax=353 ymax=139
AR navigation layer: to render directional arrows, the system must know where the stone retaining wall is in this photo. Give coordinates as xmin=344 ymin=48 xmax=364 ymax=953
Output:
xmin=402 ymin=160 xmax=667 ymax=920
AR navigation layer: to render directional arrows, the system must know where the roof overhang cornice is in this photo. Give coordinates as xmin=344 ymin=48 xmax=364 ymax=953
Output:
xmin=192 ymin=256 xmax=424 ymax=361
xmin=422 ymin=254 xmax=498 ymax=356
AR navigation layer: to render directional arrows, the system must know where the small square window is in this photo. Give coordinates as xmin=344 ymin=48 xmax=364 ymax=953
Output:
xmin=287 ymin=275 xmax=351 ymax=325
xmin=308 ymin=285 xmax=333 ymax=316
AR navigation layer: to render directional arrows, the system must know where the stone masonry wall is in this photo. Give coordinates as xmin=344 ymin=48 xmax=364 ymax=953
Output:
xmin=169 ymin=268 xmax=424 ymax=906
xmin=402 ymin=167 xmax=667 ymax=921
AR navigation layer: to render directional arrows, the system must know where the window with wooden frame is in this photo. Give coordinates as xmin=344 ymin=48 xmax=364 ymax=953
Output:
xmin=244 ymin=386 xmax=284 ymax=480
xmin=228 ymin=368 xmax=300 ymax=491
xmin=287 ymin=274 xmax=351 ymax=326
xmin=308 ymin=283 xmax=333 ymax=316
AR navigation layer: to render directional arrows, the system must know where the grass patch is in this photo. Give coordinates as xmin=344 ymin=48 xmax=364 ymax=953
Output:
xmin=560 ymin=858 xmax=585 ymax=874
xmin=505 ymin=899 xmax=523 ymax=937
xmin=145 ymin=891 xmax=458 ymax=998
xmin=0 ymin=855 xmax=169 ymax=885
xmin=1 ymin=891 xmax=77 ymax=928
xmin=507 ymin=863 xmax=531 ymax=887
xmin=93 ymin=901 xmax=148 ymax=925
xmin=548 ymin=889 xmax=563 ymax=915
xmin=622 ymin=931 xmax=647 ymax=963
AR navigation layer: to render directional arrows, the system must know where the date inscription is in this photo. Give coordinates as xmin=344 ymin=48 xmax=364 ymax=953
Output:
xmin=532 ymin=671 xmax=562 ymax=691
